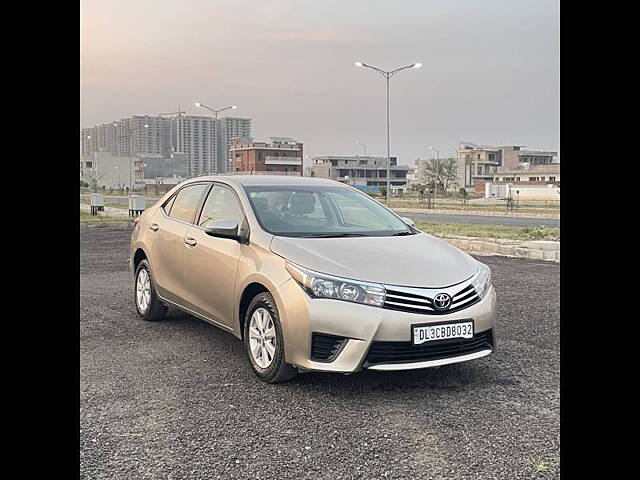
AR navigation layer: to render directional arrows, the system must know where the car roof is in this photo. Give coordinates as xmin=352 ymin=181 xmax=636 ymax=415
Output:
xmin=184 ymin=175 xmax=342 ymax=188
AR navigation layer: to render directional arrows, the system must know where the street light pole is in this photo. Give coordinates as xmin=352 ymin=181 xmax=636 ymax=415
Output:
xmin=357 ymin=141 xmax=367 ymax=157
xmin=194 ymin=102 xmax=238 ymax=175
xmin=85 ymin=135 xmax=97 ymax=192
xmin=355 ymin=61 xmax=421 ymax=203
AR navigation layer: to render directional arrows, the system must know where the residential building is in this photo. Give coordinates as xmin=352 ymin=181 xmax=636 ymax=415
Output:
xmin=219 ymin=117 xmax=252 ymax=173
xmin=456 ymin=142 xmax=558 ymax=187
xmin=310 ymin=155 xmax=411 ymax=194
xmin=406 ymin=168 xmax=419 ymax=187
xmin=80 ymin=115 xmax=172 ymax=158
xmin=81 ymin=112 xmax=254 ymax=177
xmin=230 ymin=137 xmax=303 ymax=175
xmin=172 ymin=115 xmax=218 ymax=177
xmin=492 ymin=163 xmax=560 ymax=184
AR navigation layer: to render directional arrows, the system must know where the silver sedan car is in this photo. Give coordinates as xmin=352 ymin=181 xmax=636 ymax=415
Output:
xmin=130 ymin=176 xmax=496 ymax=382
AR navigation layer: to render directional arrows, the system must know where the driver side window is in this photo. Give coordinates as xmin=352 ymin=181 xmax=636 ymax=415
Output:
xmin=198 ymin=184 xmax=244 ymax=228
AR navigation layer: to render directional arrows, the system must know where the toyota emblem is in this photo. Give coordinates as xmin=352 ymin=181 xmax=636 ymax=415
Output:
xmin=433 ymin=293 xmax=452 ymax=311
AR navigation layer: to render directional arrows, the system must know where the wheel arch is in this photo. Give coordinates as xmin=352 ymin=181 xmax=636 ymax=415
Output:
xmin=238 ymin=282 xmax=271 ymax=340
xmin=132 ymin=247 xmax=148 ymax=274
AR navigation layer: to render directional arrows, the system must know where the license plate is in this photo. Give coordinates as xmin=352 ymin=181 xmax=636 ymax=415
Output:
xmin=412 ymin=321 xmax=474 ymax=345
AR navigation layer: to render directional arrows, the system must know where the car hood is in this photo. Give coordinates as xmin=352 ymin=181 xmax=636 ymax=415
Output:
xmin=270 ymin=233 xmax=479 ymax=288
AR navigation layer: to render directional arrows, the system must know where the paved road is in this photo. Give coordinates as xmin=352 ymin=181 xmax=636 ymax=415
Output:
xmin=80 ymin=224 xmax=559 ymax=479
xmin=402 ymin=212 xmax=560 ymax=227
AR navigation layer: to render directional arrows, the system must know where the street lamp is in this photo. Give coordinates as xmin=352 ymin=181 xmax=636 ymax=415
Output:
xmin=141 ymin=163 xmax=148 ymax=193
xmin=194 ymin=102 xmax=237 ymax=119
xmin=114 ymin=166 xmax=120 ymax=190
xmin=355 ymin=61 xmax=421 ymax=203
xmin=356 ymin=141 xmax=367 ymax=157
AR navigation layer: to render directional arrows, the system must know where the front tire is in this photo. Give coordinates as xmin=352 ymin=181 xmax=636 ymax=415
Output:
xmin=244 ymin=292 xmax=297 ymax=383
xmin=134 ymin=259 xmax=167 ymax=321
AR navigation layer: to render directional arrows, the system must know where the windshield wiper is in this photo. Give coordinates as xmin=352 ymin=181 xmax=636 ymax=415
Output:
xmin=392 ymin=231 xmax=416 ymax=236
xmin=299 ymin=233 xmax=368 ymax=238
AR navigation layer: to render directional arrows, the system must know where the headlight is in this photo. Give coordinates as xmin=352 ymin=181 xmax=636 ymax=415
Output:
xmin=285 ymin=262 xmax=386 ymax=307
xmin=470 ymin=262 xmax=492 ymax=299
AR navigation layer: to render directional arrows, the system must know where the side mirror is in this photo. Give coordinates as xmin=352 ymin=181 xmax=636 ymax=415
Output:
xmin=400 ymin=216 xmax=415 ymax=227
xmin=204 ymin=219 xmax=241 ymax=241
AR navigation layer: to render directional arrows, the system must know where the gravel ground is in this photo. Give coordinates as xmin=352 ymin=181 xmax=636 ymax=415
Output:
xmin=80 ymin=224 xmax=559 ymax=479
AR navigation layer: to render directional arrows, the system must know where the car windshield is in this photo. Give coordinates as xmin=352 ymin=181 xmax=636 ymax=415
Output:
xmin=244 ymin=185 xmax=415 ymax=237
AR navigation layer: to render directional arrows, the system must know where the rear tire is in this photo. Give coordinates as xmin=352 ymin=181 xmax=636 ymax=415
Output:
xmin=244 ymin=292 xmax=297 ymax=383
xmin=134 ymin=259 xmax=167 ymax=321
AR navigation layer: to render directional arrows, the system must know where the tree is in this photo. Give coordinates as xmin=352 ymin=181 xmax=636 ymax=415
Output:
xmin=423 ymin=158 xmax=458 ymax=194
xmin=414 ymin=183 xmax=428 ymax=203
xmin=379 ymin=186 xmax=387 ymax=200
xmin=459 ymin=187 xmax=469 ymax=205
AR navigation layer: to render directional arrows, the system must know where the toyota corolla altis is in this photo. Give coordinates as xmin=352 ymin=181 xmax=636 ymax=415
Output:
xmin=130 ymin=176 xmax=496 ymax=382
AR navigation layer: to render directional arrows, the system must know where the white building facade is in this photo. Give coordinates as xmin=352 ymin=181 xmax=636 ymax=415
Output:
xmin=81 ymin=113 xmax=253 ymax=178
xmin=80 ymin=115 xmax=172 ymax=158
xmin=172 ymin=115 xmax=218 ymax=177
xmin=80 ymin=152 xmax=140 ymax=190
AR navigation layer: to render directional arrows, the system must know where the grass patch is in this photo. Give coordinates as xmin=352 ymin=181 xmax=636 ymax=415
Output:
xmin=415 ymin=222 xmax=560 ymax=241
xmin=529 ymin=458 xmax=554 ymax=473
xmin=80 ymin=212 xmax=132 ymax=223
xmin=105 ymin=203 xmax=128 ymax=210
xmin=390 ymin=200 xmax=559 ymax=214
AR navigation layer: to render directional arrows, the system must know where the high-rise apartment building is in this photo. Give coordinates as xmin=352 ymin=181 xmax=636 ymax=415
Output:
xmin=172 ymin=115 xmax=218 ymax=177
xmin=81 ymin=113 xmax=253 ymax=177
xmin=80 ymin=115 xmax=172 ymax=158
xmin=219 ymin=117 xmax=252 ymax=173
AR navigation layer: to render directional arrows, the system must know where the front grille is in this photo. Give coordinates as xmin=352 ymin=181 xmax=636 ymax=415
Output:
xmin=310 ymin=333 xmax=348 ymax=362
xmin=363 ymin=329 xmax=493 ymax=367
xmin=384 ymin=283 xmax=480 ymax=315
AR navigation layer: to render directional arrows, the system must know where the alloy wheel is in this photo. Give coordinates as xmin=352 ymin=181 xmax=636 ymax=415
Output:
xmin=136 ymin=268 xmax=151 ymax=312
xmin=248 ymin=308 xmax=277 ymax=369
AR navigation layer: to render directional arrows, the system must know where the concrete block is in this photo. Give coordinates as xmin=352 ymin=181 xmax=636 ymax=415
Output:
xmin=524 ymin=240 xmax=560 ymax=251
xmin=526 ymin=249 xmax=545 ymax=260
xmin=498 ymin=244 xmax=517 ymax=256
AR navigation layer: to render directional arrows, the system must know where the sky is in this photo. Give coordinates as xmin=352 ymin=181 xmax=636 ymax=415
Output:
xmin=80 ymin=0 xmax=559 ymax=166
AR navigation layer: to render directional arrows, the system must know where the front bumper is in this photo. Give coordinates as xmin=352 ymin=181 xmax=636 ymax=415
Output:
xmin=274 ymin=279 xmax=497 ymax=373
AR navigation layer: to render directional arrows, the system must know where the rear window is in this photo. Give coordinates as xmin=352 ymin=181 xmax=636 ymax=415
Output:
xmin=167 ymin=184 xmax=208 ymax=223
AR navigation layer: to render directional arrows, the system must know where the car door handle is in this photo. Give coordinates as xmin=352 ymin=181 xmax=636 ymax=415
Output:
xmin=184 ymin=236 xmax=197 ymax=247
xmin=150 ymin=223 xmax=159 ymax=231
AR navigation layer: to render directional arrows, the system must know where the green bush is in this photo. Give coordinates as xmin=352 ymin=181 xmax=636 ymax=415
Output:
xmin=523 ymin=226 xmax=560 ymax=241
